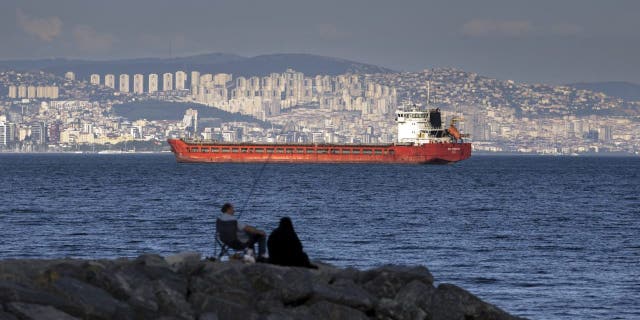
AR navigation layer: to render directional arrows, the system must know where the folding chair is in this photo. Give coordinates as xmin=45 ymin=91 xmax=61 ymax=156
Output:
xmin=215 ymin=219 xmax=249 ymax=259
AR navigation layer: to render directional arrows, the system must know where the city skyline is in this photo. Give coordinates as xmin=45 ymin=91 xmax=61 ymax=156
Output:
xmin=1 ymin=0 xmax=639 ymax=84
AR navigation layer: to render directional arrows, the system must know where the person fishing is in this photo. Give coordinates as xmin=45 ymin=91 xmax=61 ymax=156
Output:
xmin=218 ymin=203 xmax=268 ymax=261
xmin=267 ymin=217 xmax=317 ymax=269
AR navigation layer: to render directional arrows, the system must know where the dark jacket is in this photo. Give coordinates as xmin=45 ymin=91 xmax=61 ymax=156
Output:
xmin=267 ymin=217 xmax=316 ymax=268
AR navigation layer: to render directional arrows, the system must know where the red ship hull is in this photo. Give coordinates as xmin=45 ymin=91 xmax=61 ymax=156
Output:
xmin=167 ymin=139 xmax=471 ymax=164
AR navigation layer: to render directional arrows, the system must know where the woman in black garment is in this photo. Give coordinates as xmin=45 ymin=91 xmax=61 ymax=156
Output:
xmin=267 ymin=217 xmax=317 ymax=269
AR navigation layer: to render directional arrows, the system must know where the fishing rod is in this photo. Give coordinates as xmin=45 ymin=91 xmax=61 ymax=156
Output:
xmin=237 ymin=149 xmax=274 ymax=219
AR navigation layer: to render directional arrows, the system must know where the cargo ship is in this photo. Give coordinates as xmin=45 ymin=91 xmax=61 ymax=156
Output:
xmin=168 ymin=106 xmax=471 ymax=164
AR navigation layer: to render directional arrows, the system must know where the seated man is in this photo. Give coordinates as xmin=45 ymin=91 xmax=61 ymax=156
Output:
xmin=218 ymin=203 xmax=267 ymax=261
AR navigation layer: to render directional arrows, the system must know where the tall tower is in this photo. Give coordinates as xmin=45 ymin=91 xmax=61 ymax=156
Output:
xmin=90 ymin=74 xmax=100 ymax=85
xmin=105 ymin=74 xmax=115 ymax=89
xmin=163 ymin=73 xmax=173 ymax=91
xmin=119 ymin=74 xmax=130 ymax=92
xmin=190 ymin=71 xmax=200 ymax=96
xmin=148 ymin=74 xmax=158 ymax=93
xmin=8 ymin=86 xmax=17 ymax=98
xmin=133 ymin=74 xmax=144 ymax=94
xmin=175 ymin=71 xmax=187 ymax=90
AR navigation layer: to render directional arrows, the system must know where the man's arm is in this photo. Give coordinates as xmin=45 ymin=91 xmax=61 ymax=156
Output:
xmin=243 ymin=225 xmax=266 ymax=236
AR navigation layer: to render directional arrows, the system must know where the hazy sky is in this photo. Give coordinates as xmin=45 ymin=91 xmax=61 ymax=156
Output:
xmin=1 ymin=0 xmax=639 ymax=84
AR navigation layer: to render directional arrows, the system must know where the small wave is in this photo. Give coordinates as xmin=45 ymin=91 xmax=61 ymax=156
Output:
xmin=471 ymin=277 xmax=499 ymax=284
xmin=10 ymin=208 xmax=46 ymax=214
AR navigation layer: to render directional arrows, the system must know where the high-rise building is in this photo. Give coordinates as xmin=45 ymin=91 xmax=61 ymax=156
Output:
xmin=30 ymin=122 xmax=47 ymax=145
xmin=90 ymin=74 xmax=100 ymax=85
xmin=148 ymin=74 xmax=158 ymax=93
xmin=27 ymin=86 xmax=36 ymax=98
xmin=45 ymin=86 xmax=59 ymax=99
xmin=18 ymin=85 xmax=27 ymax=98
xmin=214 ymin=73 xmax=232 ymax=86
xmin=163 ymin=73 xmax=173 ymax=91
xmin=8 ymin=86 xmax=17 ymax=98
xmin=64 ymin=71 xmax=75 ymax=81
xmin=175 ymin=71 xmax=187 ymax=90
xmin=0 ymin=121 xmax=16 ymax=146
xmin=105 ymin=74 xmax=115 ymax=89
xmin=191 ymin=71 xmax=200 ymax=95
xmin=119 ymin=74 xmax=130 ymax=92
xmin=36 ymin=86 xmax=46 ymax=98
xmin=133 ymin=74 xmax=144 ymax=94
xmin=182 ymin=108 xmax=198 ymax=135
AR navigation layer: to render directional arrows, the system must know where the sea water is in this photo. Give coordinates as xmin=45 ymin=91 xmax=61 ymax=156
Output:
xmin=0 ymin=154 xmax=638 ymax=319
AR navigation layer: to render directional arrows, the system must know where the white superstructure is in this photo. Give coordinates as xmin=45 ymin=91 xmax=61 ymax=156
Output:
xmin=396 ymin=105 xmax=452 ymax=145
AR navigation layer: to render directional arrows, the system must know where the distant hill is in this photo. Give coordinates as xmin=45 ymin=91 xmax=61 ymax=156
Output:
xmin=0 ymin=53 xmax=395 ymax=80
xmin=568 ymin=81 xmax=640 ymax=102
xmin=112 ymin=101 xmax=270 ymax=127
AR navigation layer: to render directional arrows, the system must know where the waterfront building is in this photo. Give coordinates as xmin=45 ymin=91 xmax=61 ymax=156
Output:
xmin=65 ymin=71 xmax=76 ymax=81
xmin=119 ymin=74 xmax=130 ymax=92
xmin=148 ymin=74 xmax=158 ymax=93
xmin=0 ymin=121 xmax=16 ymax=146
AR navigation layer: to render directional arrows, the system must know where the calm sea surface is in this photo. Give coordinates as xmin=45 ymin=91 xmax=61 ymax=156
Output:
xmin=0 ymin=154 xmax=638 ymax=319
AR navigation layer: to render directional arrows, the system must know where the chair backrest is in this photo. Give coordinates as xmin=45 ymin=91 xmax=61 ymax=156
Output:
xmin=216 ymin=218 xmax=247 ymax=250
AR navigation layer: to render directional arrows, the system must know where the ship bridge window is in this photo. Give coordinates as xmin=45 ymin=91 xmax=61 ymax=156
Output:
xmin=221 ymin=148 xmax=230 ymax=153
xmin=212 ymin=148 xmax=219 ymax=153
xmin=374 ymin=150 xmax=383 ymax=155
xmin=201 ymin=148 xmax=210 ymax=153
xmin=342 ymin=149 xmax=351 ymax=154
xmin=389 ymin=150 xmax=395 ymax=155
xmin=232 ymin=148 xmax=239 ymax=153
xmin=306 ymin=149 xmax=315 ymax=154
xmin=296 ymin=148 xmax=304 ymax=154
xmin=353 ymin=149 xmax=361 ymax=154
xmin=331 ymin=149 xmax=340 ymax=154
xmin=255 ymin=148 xmax=264 ymax=153
xmin=241 ymin=148 xmax=248 ymax=153
xmin=317 ymin=149 xmax=327 ymax=154
xmin=266 ymin=148 xmax=274 ymax=153
xmin=363 ymin=149 xmax=373 ymax=155
xmin=286 ymin=148 xmax=294 ymax=154
xmin=276 ymin=148 xmax=284 ymax=153
xmin=190 ymin=147 xmax=199 ymax=152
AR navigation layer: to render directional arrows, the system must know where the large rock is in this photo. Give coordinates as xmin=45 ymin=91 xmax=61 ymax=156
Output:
xmin=0 ymin=254 xmax=525 ymax=320
xmin=430 ymin=284 xmax=523 ymax=320
xmin=6 ymin=302 xmax=79 ymax=320
xmin=361 ymin=265 xmax=434 ymax=299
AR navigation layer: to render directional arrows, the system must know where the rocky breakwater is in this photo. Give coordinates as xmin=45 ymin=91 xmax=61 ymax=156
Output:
xmin=0 ymin=253 xmax=524 ymax=320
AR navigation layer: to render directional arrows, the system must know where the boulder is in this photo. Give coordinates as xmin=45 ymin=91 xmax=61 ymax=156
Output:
xmin=6 ymin=302 xmax=79 ymax=320
xmin=429 ymin=284 xmax=523 ymax=320
xmin=51 ymin=276 xmax=133 ymax=319
xmin=298 ymin=300 xmax=370 ymax=320
xmin=374 ymin=280 xmax=435 ymax=320
xmin=165 ymin=252 xmax=203 ymax=274
xmin=311 ymin=278 xmax=376 ymax=311
xmin=362 ymin=265 xmax=434 ymax=299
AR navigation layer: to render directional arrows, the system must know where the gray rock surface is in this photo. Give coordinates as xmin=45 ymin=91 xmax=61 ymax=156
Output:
xmin=0 ymin=254 xmax=526 ymax=320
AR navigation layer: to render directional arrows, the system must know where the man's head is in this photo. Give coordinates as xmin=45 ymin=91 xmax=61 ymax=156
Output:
xmin=221 ymin=203 xmax=235 ymax=215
